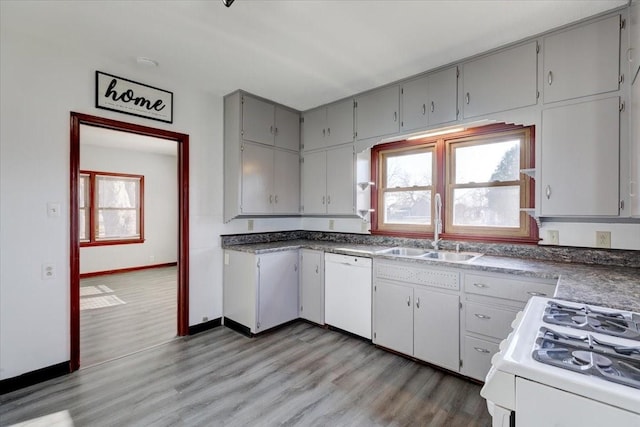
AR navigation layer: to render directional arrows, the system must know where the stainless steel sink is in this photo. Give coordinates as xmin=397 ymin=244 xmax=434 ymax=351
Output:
xmin=421 ymin=251 xmax=483 ymax=263
xmin=375 ymin=247 xmax=429 ymax=257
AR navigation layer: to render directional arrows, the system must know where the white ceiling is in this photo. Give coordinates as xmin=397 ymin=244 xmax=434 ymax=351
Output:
xmin=1 ymin=0 xmax=628 ymax=112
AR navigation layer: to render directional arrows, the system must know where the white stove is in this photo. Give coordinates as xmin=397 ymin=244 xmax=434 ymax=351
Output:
xmin=481 ymin=297 xmax=640 ymax=427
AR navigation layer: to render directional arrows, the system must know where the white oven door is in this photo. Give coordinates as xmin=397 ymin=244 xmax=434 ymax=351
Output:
xmin=515 ymin=378 xmax=640 ymax=426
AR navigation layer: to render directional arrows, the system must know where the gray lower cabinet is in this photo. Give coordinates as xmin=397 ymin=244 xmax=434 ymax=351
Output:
xmin=299 ymin=249 xmax=324 ymax=325
xmin=543 ymin=14 xmax=621 ymax=104
xmin=462 ymin=41 xmax=538 ymax=119
xmin=373 ymin=260 xmax=461 ymax=372
xmin=461 ymin=271 xmax=556 ymax=381
xmin=223 ymin=249 xmax=299 ymax=334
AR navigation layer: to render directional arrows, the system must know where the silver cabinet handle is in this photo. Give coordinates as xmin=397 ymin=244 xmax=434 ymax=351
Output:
xmin=406 ymin=297 xmax=411 ymax=307
xmin=274 ymin=127 xmax=278 ymax=135
xmin=327 ymin=127 xmax=331 ymax=136
xmin=327 ymin=195 xmax=331 ymax=204
xmin=393 ymin=111 xmax=398 ymax=122
xmin=548 ymin=71 xmax=553 ymax=85
xmin=322 ymin=196 xmax=325 ymax=205
xmin=274 ymin=195 xmax=278 ymax=204
xmin=315 ymin=265 xmax=319 ymax=274
xmin=527 ymin=291 xmax=547 ymax=297
xmin=269 ymin=194 xmax=273 ymax=204
xmin=431 ymin=101 xmax=435 ymax=113
xmin=422 ymin=104 xmax=426 ymax=115
xmin=270 ymin=125 xmax=273 ymax=134
xmin=416 ymin=297 xmax=420 ymax=309
xmin=322 ymin=129 xmax=326 ymax=137
xmin=473 ymin=283 xmax=487 ymax=288
xmin=475 ymin=313 xmax=491 ymax=320
xmin=545 ymin=185 xmax=552 ymax=199
xmin=474 ymin=347 xmax=491 ymax=354
xmin=465 ymin=92 xmax=470 ymax=104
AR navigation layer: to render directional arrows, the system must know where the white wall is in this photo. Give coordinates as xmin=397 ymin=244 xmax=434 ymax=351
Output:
xmin=80 ymin=144 xmax=178 ymax=274
xmin=0 ymin=29 xmax=298 ymax=380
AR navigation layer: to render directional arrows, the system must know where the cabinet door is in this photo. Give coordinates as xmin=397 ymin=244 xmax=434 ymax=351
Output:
xmin=302 ymin=150 xmax=327 ymax=214
xmin=428 ymin=66 xmax=458 ymax=125
xmin=300 ymin=249 xmax=324 ymax=325
xmin=401 ymin=76 xmax=428 ymax=132
xmin=414 ymin=287 xmax=460 ymax=372
xmin=302 ymin=107 xmax=327 ymax=152
xmin=257 ymin=251 xmax=299 ymax=332
xmin=274 ymin=106 xmax=300 ymax=151
xmin=326 ymin=99 xmax=355 ymax=147
xmin=373 ymin=281 xmax=413 ymax=355
xmin=326 ymin=145 xmax=355 ymax=215
xmin=543 ymin=15 xmax=620 ymax=104
xmin=241 ymin=142 xmax=274 ymax=214
xmin=242 ymin=95 xmax=274 ymax=146
xmin=540 ymin=97 xmax=620 ymax=216
xmin=463 ymin=42 xmax=538 ymax=118
xmin=356 ymin=85 xmax=400 ymax=140
xmin=273 ymin=149 xmax=300 ymax=214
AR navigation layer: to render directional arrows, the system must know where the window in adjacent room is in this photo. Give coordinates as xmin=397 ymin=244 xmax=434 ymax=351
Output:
xmin=80 ymin=171 xmax=144 ymax=246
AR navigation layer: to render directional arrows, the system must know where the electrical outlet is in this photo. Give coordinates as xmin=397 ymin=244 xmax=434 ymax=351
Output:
xmin=547 ymin=230 xmax=559 ymax=245
xmin=596 ymin=231 xmax=611 ymax=248
xmin=329 ymin=219 xmax=335 ymax=230
xmin=42 ymin=263 xmax=56 ymax=280
xmin=248 ymin=219 xmax=254 ymax=231
xmin=202 ymin=316 xmax=209 ymax=322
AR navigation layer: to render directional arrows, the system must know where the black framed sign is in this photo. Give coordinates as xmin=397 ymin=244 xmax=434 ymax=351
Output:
xmin=95 ymin=71 xmax=173 ymax=123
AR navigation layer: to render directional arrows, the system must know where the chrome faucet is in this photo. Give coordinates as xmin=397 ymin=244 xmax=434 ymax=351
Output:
xmin=432 ymin=193 xmax=442 ymax=250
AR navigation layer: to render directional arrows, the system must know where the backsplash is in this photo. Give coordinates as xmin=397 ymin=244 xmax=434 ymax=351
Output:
xmin=220 ymin=231 xmax=640 ymax=268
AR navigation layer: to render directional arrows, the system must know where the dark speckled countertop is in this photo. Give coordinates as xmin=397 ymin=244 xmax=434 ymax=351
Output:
xmin=222 ymin=239 xmax=640 ymax=312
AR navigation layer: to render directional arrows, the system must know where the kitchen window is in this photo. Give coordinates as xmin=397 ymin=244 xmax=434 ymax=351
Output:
xmin=372 ymin=124 xmax=537 ymax=243
xmin=80 ymin=171 xmax=144 ymax=246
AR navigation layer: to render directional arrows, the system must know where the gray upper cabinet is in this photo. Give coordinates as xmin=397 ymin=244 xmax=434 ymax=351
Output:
xmin=242 ymin=94 xmax=300 ymax=150
xmin=428 ymin=66 xmax=458 ymax=126
xmin=356 ymin=85 xmax=400 ymax=140
xmin=401 ymin=66 xmax=458 ymax=132
xmin=302 ymin=99 xmax=354 ymax=151
xmin=540 ymin=97 xmax=620 ymax=217
xmin=543 ymin=15 xmax=620 ymax=104
xmin=401 ymin=76 xmax=429 ymax=132
xmin=462 ymin=41 xmax=538 ymax=119
xmin=224 ymin=90 xmax=300 ymax=221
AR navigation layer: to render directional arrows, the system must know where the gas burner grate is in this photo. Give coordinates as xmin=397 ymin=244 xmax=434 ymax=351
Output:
xmin=543 ymin=301 xmax=640 ymax=341
xmin=534 ymin=327 xmax=640 ymax=389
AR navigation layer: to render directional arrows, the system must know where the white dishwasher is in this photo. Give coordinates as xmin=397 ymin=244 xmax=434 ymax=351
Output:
xmin=324 ymin=253 xmax=372 ymax=339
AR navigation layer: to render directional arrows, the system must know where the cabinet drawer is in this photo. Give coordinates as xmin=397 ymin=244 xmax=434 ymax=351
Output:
xmin=465 ymin=273 xmax=522 ymax=300
xmin=463 ymin=335 xmax=500 ymax=382
xmin=517 ymin=282 xmax=555 ymax=301
xmin=464 ymin=273 xmax=555 ymax=303
xmin=465 ymin=302 xmax=517 ymax=339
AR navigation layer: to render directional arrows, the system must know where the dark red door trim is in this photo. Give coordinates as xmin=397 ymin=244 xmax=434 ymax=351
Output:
xmin=69 ymin=112 xmax=190 ymax=372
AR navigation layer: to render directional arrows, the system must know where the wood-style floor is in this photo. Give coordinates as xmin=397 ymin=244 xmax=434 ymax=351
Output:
xmin=0 ymin=321 xmax=491 ymax=426
xmin=80 ymin=266 xmax=177 ymax=367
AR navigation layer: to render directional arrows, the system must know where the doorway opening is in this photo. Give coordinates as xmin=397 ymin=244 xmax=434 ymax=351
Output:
xmin=70 ymin=112 xmax=189 ymax=371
